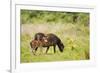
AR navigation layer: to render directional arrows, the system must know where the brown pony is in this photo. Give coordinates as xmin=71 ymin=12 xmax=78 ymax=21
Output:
xmin=30 ymin=33 xmax=64 ymax=55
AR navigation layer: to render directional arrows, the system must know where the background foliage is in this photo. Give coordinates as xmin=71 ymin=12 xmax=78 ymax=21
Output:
xmin=21 ymin=10 xmax=89 ymax=26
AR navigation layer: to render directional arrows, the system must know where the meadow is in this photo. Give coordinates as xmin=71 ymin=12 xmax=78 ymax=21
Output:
xmin=20 ymin=10 xmax=90 ymax=63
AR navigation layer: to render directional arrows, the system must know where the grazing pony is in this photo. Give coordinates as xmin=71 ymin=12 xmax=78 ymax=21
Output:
xmin=30 ymin=33 xmax=64 ymax=54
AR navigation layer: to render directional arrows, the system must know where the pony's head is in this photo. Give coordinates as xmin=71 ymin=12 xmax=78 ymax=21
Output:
xmin=58 ymin=42 xmax=64 ymax=52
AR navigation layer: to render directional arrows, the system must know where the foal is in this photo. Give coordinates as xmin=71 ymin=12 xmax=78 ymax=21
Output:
xmin=30 ymin=37 xmax=48 ymax=55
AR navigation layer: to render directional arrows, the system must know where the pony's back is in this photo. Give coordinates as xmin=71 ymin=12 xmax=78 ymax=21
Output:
xmin=34 ymin=32 xmax=45 ymax=41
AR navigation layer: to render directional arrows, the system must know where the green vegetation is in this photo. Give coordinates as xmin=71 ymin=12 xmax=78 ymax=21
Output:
xmin=20 ymin=10 xmax=90 ymax=63
xmin=21 ymin=10 xmax=89 ymax=26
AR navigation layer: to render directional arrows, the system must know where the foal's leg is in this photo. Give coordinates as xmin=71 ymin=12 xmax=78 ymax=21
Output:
xmin=53 ymin=45 xmax=56 ymax=53
xmin=46 ymin=46 xmax=50 ymax=54
xmin=31 ymin=47 xmax=38 ymax=55
xmin=40 ymin=47 xmax=43 ymax=55
xmin=31 ymin=49 xmax=35 ymax=55
xmin=38 ymin=46 xmax=43 ymax=55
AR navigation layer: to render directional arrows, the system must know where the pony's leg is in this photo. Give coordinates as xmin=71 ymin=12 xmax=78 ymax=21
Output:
xmin=46 ymin=46 xmax=49 ymax=54
xmin=53 ymin=45 xmax=56 ymax=53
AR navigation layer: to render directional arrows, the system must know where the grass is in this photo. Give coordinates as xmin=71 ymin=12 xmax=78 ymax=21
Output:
xmin=20 ymin=23 xmax=89 ymax=63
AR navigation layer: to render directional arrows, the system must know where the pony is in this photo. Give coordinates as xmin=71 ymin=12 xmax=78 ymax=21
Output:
xmin=30 ymin=33 xmax=64 ymax=54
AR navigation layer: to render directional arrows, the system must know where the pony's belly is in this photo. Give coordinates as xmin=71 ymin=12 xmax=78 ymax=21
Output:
xmin=42 ymin=44 xmax=53 ymax=47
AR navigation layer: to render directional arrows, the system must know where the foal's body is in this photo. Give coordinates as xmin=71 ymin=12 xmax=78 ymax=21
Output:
xmin=30 ymin=39 xmax=54 ymax=55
